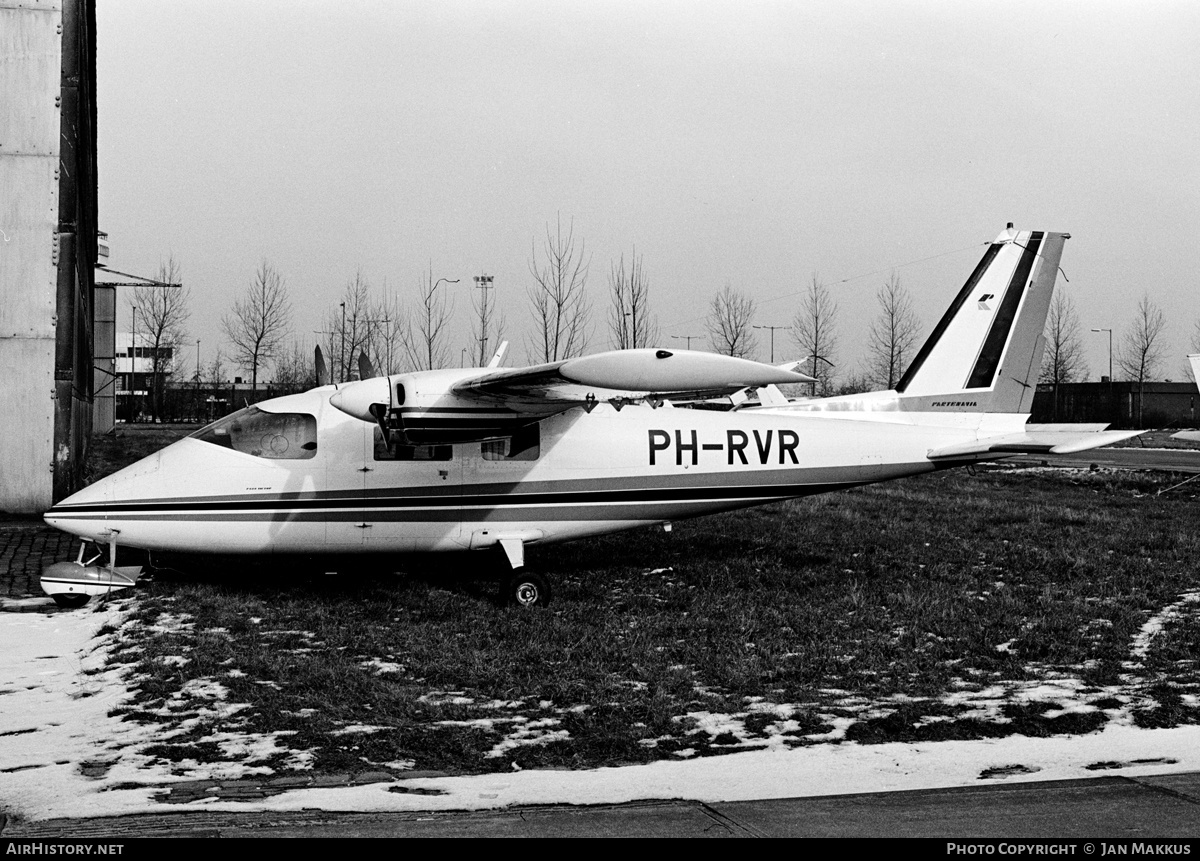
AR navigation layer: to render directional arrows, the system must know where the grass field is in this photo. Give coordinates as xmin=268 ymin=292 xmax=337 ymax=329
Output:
xmin=93 ymin=464 xmax=1200 ymax=781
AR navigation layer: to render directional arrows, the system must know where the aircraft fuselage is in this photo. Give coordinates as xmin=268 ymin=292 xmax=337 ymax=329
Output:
xmin=43 ymin=387 xmax=1000 ymax=559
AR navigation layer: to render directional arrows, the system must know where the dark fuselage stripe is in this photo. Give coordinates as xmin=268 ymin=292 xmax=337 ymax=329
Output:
xmin=45 ymin=486 xmax=851 ymax=524
xmin=47 ymin=479 xmax=840 ymax=516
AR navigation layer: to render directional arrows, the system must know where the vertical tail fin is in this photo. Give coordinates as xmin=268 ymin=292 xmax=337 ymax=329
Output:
xmin=895 ymin=226 xmax=1068 ymax=413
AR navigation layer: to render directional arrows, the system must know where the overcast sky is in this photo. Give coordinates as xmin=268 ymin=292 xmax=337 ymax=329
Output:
xmin=97 ymin=0 xmax=1200 ymax=382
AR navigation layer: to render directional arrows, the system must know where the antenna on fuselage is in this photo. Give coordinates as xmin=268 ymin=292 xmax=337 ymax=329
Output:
xmin=488 ymin=341 xmax=509 ymax=369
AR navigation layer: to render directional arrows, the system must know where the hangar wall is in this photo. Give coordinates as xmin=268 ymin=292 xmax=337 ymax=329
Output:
xmin=0 ymin=0 xmax=97 ymax=514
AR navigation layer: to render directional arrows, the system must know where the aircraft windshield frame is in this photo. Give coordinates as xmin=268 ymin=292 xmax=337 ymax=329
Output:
xmin=190 ymin=406 xmax=318 ymax=460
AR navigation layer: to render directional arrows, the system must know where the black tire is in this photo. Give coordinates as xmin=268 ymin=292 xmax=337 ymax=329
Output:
xmin=52 ymin=592 xmax=90 ymax=609
xmin=507 ymin=570 xmax=551 ymax=608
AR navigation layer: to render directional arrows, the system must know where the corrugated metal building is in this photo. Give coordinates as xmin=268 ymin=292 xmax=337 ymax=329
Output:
xmin=1 ymin=0 xmax=98 ymax=513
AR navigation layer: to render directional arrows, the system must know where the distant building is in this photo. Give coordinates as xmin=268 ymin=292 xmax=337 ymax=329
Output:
xmin=0 ymin=0 xmax=98 ymax=514
xmin=112 ymin=333 xmax=174 ymax=423
xmin=1034 ymin=381 xmax=1199 ymax=430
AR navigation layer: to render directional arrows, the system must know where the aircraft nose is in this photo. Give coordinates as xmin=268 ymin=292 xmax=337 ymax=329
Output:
xmin=329 ymin=377 xmax=391 ymax=423
xmin=43 ymin=466 xmax=119 ymax=540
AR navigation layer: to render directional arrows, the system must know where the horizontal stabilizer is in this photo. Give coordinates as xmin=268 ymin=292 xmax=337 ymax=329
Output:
xmin=928 ymin=428 xmax=1144 ymax=459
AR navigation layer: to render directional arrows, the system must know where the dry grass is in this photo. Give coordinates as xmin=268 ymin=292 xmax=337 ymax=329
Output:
xmin=101 ymin=465 xmax=1200 ymax=779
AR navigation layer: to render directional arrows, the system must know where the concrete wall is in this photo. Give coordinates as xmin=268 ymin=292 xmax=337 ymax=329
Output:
xmin=93 ymin=284 xmax=115 ymax=433
xmin=0 ymin=0 xmax=96 ymax=514
xmin=0 ymin=1 xmax=63 ymax=513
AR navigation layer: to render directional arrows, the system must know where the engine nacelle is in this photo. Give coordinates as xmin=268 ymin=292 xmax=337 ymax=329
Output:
xmin=330 ymin=368 xmax=566 ymax=447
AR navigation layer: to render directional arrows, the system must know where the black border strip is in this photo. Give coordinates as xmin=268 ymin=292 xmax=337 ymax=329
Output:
xmin=895 ymin=243 xmax=1002 ymax=393
xmin=965 ymin=232 xmax=1043 ymax=389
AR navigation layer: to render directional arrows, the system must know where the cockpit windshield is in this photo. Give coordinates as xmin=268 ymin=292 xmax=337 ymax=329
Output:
xmin=190 ymin=406 xmax=318 ymax=459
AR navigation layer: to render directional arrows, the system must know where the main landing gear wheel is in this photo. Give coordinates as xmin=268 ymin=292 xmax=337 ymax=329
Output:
xmin=507 ymin=570 xmax=551 ymax=608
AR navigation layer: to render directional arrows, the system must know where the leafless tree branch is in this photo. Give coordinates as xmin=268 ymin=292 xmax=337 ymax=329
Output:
xmin=134 ymin=255 xmax=190 ymax=422
xmin=867 ymin=273 xmax=920 ymax=390
xmin=527 ymin=214 xmax=591 ymax=363
xmin=608 ymin=249 xmax=658 ymax=349
xmin=222 ymin=260 xmax=292 ymax=397
xmin=792 ymin=275 xmax=838 ymax=394
xmin=705 ymin=283 xmax=757 ymax=359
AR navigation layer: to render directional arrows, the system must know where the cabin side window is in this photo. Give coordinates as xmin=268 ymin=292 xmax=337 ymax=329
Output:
xmin=373 ymin=428 xmax=452 ymax=462
xmin=481 ymin=424 xmax=540 ymax=461
xmin=191 ymin=407 xmax=318 ymax=459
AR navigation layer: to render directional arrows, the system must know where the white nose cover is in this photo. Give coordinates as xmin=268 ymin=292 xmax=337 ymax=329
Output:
xmin=328 ymin=376 xmax=391 ymax=422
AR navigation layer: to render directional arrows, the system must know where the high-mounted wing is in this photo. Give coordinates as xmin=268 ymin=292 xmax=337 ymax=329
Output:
xmin=329 ymin=348 xmax=814 ymax=445
xmin=456 ymin=349 xmax=814 ymax=404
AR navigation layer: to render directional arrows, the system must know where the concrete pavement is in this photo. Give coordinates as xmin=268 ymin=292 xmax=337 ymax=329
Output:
xmin=4 ymin=773 xmax=1200 ymax=837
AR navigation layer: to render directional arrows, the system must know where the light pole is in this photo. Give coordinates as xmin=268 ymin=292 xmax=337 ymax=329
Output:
xmin=473 ymin=274 xmax=495 ymax=365
xmin=130 ymin=304 xmax=139 ymax=422
xmin=753 ymin=325 xmax=791 ymax=363
xmin=1092 ymin=327 xmax=1117 ymax=425
xmin=339 ymin=302 xmax=347 ymax=384
xmin=1091 ymin=328 xmax=1113 ymax=381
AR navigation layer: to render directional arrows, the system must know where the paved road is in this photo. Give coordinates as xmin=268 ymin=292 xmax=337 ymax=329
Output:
xmin=1008 ymin=447 xmax=1200 ymax=474
xmin=4 ymin=772 xmax=1200 ymax=838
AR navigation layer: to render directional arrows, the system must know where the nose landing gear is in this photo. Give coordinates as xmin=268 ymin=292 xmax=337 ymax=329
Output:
xmin=40 ymin=532 xmax=143 ymax=609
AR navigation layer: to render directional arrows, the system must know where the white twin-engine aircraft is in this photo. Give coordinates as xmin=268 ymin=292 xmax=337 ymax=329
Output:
xmin=43 ymin=226 xmax=1140 ymax=607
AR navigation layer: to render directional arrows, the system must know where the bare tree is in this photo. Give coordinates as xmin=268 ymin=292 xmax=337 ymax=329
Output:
xmin=402 ymin=266 xmax=455 ymax=371
xmin=792 ymin=275 xmax=838 ymax=395
xmin=527 ymin=215 xmax=590 ymax=363
xmin=1040 ymin=291 xmax=1087 ymax=385
xmin=366 ymin=287 xmax=405 ymax=376
xmin=608 ymin=249 xmax=658 ymax=349
xmin=134 ymin=256 xmax=190 ymax=423
xmin=273 ymin=340 xmax=317 ymax=394
xmin=322 ymin=271 xmax=373 ymax=382
xmin=866 ymin=273 xmax=920 ymax=389
xmin=1038 ymin=290 xmax=1087 ymax=421
xmin=204 ymin=348 xmax=227 ymax=391
xmin=705 ymin=283 xmax=757 ymax=359
xmin=222 ymin=260 xmax=292 ymax=399
xmin=199 ymin=348 xmax=229 ymax=421
xmin=1185 ymin=318 xmax=1200 ymax=382
xmin=1118 ymin=293 xmax=1167 ymax=427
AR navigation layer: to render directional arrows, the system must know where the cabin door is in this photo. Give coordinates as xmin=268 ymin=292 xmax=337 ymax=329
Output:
xmin=360 ymin=427 xmax=466 ymax=551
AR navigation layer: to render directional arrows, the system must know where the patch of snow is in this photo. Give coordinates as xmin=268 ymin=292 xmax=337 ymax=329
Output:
xmin=484 ymin=718 xmax=568 ymax=759
xmin=419 ymin=691 xmax=474 ymax=705
xmin=331 ymin=725 xmax=390 ymax=736
xmin=1129 ymin=590 xmax=1200 ymax=663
